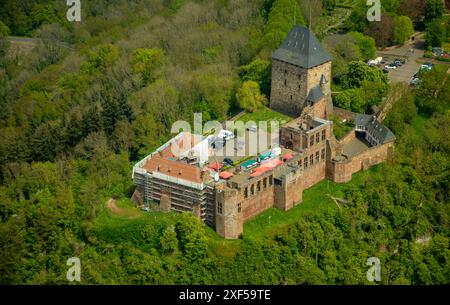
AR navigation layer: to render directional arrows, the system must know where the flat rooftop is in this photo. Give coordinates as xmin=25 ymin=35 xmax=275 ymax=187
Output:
xmin=284 ymin=116 xmax=331 ymax=133
xmin=342 ymin=136 xmax=371 ymax=158
xmin=137 ymin=124 xmax=302 ymax=188
xmin=226 ymin=147 xmax=297 ymax=186
xmin=208 ymin=128 xmax=279 ymax=164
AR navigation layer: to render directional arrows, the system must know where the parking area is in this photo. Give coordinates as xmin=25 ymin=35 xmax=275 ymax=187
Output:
xmin=376 ymin=36 xmax=425 ymax=84
xmin=387 ymin=58 xmax=421 ymax=83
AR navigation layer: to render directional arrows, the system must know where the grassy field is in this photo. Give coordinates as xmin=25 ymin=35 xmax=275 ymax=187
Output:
xmin=238 ymin=107 xmax=292 ymax=125
xmin=92 ymin=198 xmax=181 ymax=250
xmin=331 ymin=115 xmax=355 ymax=140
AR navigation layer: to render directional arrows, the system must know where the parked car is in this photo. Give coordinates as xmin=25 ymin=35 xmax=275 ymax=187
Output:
xmin=368 ymin=57 xmax=383 ymax=66
xmin=223 ymin=158 xmax=234 ymax=166
xmin=420 ymin=62 xmax=434 ymax=71
xmin=385 ymin=64 xmax=397 ymax=70
xmin=410 ymin=77 xmax=421 ymax=87
xmin=393 ymin=59 xmax=404 ymax=66
xmin=432 ymin=47 xmax=444 ymax=57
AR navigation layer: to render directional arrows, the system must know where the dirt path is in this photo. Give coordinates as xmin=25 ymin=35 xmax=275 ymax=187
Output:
xmin=107 ymin=198 xmax=125 ymax=216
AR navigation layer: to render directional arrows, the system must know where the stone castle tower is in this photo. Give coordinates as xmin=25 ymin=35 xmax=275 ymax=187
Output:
xmin=270 ymin=25 xmax=333 ymax=119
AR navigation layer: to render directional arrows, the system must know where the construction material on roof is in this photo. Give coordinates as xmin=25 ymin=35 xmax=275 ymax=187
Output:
xmin=241 ymin=159 xmax=258 ymax=169
xmin=258 ymin=151 xmax=272 ymax=161
xmin=208 ymin=162 xmax=224 ymax=170
xmin=250 ymin=158 xmax=284 ymax=178
xmin=143 ymin=155 xmax=204 ymax=184
xmin=250 ymin=170 xmax=266 ymax=178
xmin=219 ymin=171 xmax=234 ymax=180
xmin=272 ymin=147 xmax=282 ymax=156
xmin=282 ymin=153 xmax=294 ymax=161
xmin=263 ymin=158 xmax=284 ymax=168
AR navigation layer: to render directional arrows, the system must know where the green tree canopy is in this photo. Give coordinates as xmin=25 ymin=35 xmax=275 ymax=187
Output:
xmin=236 ymin=81 xmax=268 ymax=113
xmin=159 ymin=225 xmax=179 ymax=254
xmin=394 ymin=16 xmax=415 ymax=45
xmin=424 ymin=0 xmax=445 ymax=22
xmin=425 ymin=19 xmax=447 ymax=47
xmin=381 ymin=0 xmax=401 ymax=13
xmin=0 ymin=21 xmax=10 ymax=38
xmin=349 ymin=32 xmax=377 ymax=61
xmin=341 ymin=61 xmax=389 ymax=91
xmin=333 ymin=88 xmax=366 ymax=113
xmin=131 ymin=48 xmax=165 ymax=85
xmin=81 ymin=44 xmax=119 ymax=75
xmin=263 ymin=0 xmax=306 ymax=50
xmin=239 ymin=59 xmax=271 ymax=96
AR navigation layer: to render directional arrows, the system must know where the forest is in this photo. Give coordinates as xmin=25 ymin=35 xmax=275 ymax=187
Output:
xmin=0 ymin=0 xmax=449 ymax=284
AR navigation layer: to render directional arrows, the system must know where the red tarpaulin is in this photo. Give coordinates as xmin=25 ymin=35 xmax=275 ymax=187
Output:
xmin=250 ymin=171 xmax=263 ymax=178
xmin=208 ymin=162 xmax=224 ymax=170
xmin=262 ymin=158 xmax=283 ymax=168
xmin=282 ymin=153 xmax=294 ymax=161
xmin=219 ymin=171 xmax=234 ymax=179
xmin=250 ymin=159 xmax=284 ymax=178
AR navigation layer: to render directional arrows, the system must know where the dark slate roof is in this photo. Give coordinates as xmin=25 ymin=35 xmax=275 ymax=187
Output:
xmin=355 ymin=114 xmax=372 ymax=126
xmin=272 ymin=25 xmax=332 ymax=68
xmin=306 ymin=85 xmax=325 ymax=102
xmin=355 ymin=114 xmax=396 ymax=144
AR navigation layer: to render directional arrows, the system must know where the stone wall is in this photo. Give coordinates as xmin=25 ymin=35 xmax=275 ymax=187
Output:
xmin=307 ymin=62 xmax=332 ymax=94
xmin=274 ymin=170 xmax=303 ymax=211
xmin=270 ymin=59 xmax=308 ymax=117
xmin=160 ymin=192 xmax=172 ymax=212
xmin=338 ymin=129 xmax=357 ymax=146
xmin=280 ymin=118 xmax=333 ymax=152
xmin=215 ymin=187 xmax=243 ymax=239
xmin=215 ymin=173 xmax=275 ymax=239
xmin=239 ymin=185 xmax=275 ymax=221
xmin=310 ymin=97 xmax=329 ymax=120
xmin=329 ymin=142 xmax=394 ymax=183
xmin=301 ymin=161 xmax=327 ymax=190
xmin=270 ymin=59 xmax=332 ymax=117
